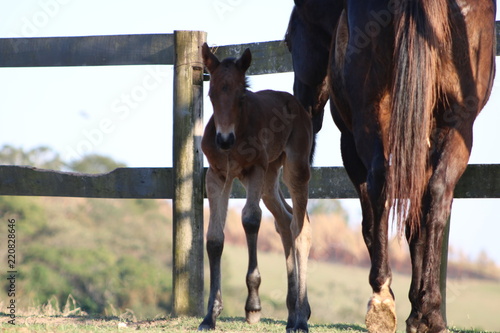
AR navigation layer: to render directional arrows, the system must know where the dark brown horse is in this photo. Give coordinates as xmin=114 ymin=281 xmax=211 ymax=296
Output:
xmin=285 ymin=0 xmax=369 ymax=220
xmin=285 ymin=0 xmax=343 ymax=136
xmin=199 ymin=43 xmax=313 ymax=332
xmin=326 ymin=1 xmax=496 ymax=332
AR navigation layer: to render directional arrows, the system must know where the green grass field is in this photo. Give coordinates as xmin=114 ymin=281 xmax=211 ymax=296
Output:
xmin=1 ymin=241 xmax=498 ymax=332
xmin=2 ymin=243 xmax=499 ymax=332
xmin=1 ymin=316 xmax=495 ymax=333
xmin=213 ymin=244 xmax=500 ymax=332
xmin=1 ymin=153 xmax=498 ymax=332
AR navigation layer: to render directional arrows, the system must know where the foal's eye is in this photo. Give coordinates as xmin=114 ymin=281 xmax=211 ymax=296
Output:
xmin=222 ymin=84 xmax=229 ymax=92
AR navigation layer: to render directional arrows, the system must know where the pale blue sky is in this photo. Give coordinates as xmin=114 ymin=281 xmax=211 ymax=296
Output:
xmin=0 ymin=0 xmax=499 ymax=263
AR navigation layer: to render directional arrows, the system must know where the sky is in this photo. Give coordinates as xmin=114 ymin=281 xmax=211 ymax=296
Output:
xmin=0 ymin=0 xmax=499 ymax=264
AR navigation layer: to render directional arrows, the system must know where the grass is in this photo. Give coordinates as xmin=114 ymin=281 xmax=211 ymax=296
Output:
xmin=1 ymin=241 xmax=498 ymax=332
xmin=0 ymin=316 xmax=365 ymax=332
xmin=0 ymin=244 xmax=500 ymax=333
xmin=1 ymin=241 xmax=499 ymax=333
xmin=0 ymin=280 xmax=497 ymax=332
xmin=213 ymin=244 xmax=500 ymax=332
xmin=1 ymin=315 xmax=497 ymax=332
xmin=1 ymin=161 xmax=498 ymax=332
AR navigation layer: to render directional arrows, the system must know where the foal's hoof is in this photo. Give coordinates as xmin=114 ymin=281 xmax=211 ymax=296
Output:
xmin=245 ymin=310 xmax=261 ymax=324
xmin=366 ymin=292 xmax=397 ymax=333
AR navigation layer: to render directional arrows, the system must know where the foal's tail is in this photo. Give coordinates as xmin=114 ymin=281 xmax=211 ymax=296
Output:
xmin=389 ymin=0 xmax=450 ymax=235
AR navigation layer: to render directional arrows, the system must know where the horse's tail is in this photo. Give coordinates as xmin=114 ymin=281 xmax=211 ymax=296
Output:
xmin=389 ymin=0 xmax=450 ymax=235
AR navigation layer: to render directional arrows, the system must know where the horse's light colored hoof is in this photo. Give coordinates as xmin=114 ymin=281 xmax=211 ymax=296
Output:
xmin=246 ymin=310 xmax=261 ymax=324
xmin=366 ymin=293 xmax=397 ymax=333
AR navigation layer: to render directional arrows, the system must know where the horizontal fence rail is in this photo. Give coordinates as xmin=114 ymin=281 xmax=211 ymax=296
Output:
xmin=0 ymin=164 xmax=498 ymax=199
xmin=0 ymin=34 xmax=175 ymax=67
xmin=0 ymin=35 xmax=292 ymax=72
xmin=2 ymin=20 xmax=499 ymax=68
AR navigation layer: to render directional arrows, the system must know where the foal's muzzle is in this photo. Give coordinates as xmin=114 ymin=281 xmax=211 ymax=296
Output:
xmin=216 ymin=132 xmax=235 ymax=151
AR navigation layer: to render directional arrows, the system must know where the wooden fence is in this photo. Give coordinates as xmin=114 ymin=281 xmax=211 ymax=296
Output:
xmin=1 ymin=29 xmax=500 ymax=318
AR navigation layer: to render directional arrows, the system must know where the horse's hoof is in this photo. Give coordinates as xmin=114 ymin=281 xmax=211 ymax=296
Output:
xmin=245 ymin=310 xmax=261 ymax=324
xmin=366 ymin=292 xmax=397 ymax=333
xmin=406 ymin=316 xmax=421 ymax=333
xmin=198 ymin=318 xmax=215 ymax=331
xmin=197 ymin=324 xmax=214 ymax=331
xmin=294 ymin=322 xmax=309 ymax=332
xmin=406 ymin=316 xmax=448 ymax=333
xmin=406 ymin=325 xmax=448 ymax=333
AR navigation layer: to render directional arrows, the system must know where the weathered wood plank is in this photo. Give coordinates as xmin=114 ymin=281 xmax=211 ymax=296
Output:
xmin=454 ymin=164 xmax=500 ymax=198
xmin=213 ymin=40 xmax=293 ymax=75
xmin=0 ymin=165 xmax=498 ymax=199
xmin=2 ymin=25 xmax=500 ymax=68
xmin=0 ymin=34 xmax=174 ymax=67
xmin=0 ymin=36 xmax=292 ymax=70
xmin=229 ymin=166 xmax=357 ymax=198
xmin=0 ymin=166 xmax=173 ymax=198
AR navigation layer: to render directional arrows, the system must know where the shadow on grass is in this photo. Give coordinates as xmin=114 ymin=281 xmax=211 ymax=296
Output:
xmin=216 ymin=317 xmax=287 ymax=326
xmin=218 ymin=317 xmax=367 ymax=331
xmin=311 ymin=323 xmax=367 ymax=331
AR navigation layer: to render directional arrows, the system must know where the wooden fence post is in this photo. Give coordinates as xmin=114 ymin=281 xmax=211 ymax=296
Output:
xmin=172 ymin=30 xmax=206 ymax=316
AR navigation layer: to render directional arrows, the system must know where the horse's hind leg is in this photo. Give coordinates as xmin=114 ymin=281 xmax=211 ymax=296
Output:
xmin=406 ymin=126 xmax=472 ymax=333
xmin=199 ymin=168 xmax=232 ymax=331
xmin=343 ymin=139 xmax=396 ymax=332
xmin=332 ymin=104 xmax=375 ymax=261
xmin=239 ymin=166 xmax=266 ymax=324
xmin=341 ymin=131 xmax=396 ymax=332
xmin=363 ymin=143 xmax=397 ymax=333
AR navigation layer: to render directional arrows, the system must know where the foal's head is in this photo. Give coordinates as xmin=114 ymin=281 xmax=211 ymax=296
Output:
xmin=202 ymin=43 xmax=251 ymax=151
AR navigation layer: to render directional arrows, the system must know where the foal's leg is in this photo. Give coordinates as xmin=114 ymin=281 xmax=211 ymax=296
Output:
xmin=239 ymin=166 xmax=266 ymax=324
xmin=406 ymin=127 xmax=471 ymax=333
xmin=261 ymin=159 xmax=303 ymax=331
xmin=199 ymin=168 xmax=232 ymax=330
xmin=282 ymin=151 xmax=312 ymax=332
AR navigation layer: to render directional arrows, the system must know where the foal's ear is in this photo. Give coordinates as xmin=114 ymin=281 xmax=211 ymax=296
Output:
xmin=236 ymin=48 xmax=252 ymax=73
xmin=201 ymin=42 xmax=220 ymax=73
